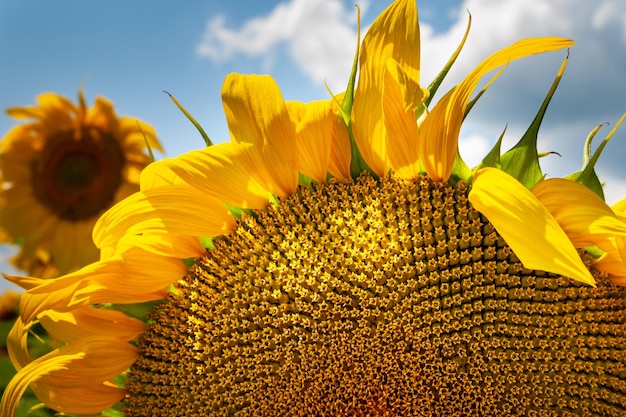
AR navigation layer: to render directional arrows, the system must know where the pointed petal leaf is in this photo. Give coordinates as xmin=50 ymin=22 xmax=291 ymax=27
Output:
xmin=287 ymin=100 xmax=333 ymax=183
xmin=531 ymin=178 xmax=626 ymax=247
xmin=422 ymin=37 xmax=574 ymax=182
xmin=500 ymin=55 xmax=569 ymax=188
xmin=352 ymin=0 xmax=420 ymax=176
xmin=222 ymin=74 xmax=297 ymax=197
xmin=469 ymin=168 xmax=595 ymax=286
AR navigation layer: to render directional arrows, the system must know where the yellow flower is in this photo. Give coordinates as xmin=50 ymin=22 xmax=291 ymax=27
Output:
xmin=3 ymin=0 xmax=626 ymax=415
xmin=0 ymin=89 xmax=162 ymax=278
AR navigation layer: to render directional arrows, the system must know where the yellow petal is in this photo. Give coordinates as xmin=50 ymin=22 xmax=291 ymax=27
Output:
xmin=222 ymin=73 xmax=298 ymax=196
xmin=421 ymin=37 xmax=574 ymax=181
xmin=7 ymin=317 xmax=31 ymax=371
xmin=94 ymin=184 xmax=235 ymax=251
xmin=328 ymin=93 xmax=352 ymax=181
xmin=16 ymin=237 xmax=189 ymax=323
xmin=287 ymin=100 xmax=333 ymax=183
xmin=33 ymin=381 xmax=125 ymax=416
xmin=352 ymin=0 xmax=420 ymax=176
xmin=39 ymin=307 xmax=145 ymax=343
xmin=383 ymin=59 xmax=427 ymax=178
xmin=0 ymin=337 xmax=134 ymax=416
xmin=594 ymin=239 xmax=626 ymax=285
xmin=39 ymin=337 xmax=137 ymax=388
xmin=612 ymin=198 xmax=626 ymax=221
xmin=469 ymin=168 xmax=595 ymax=286
xmin=531 ymin=178 xmax=626 ymax=247
xmin=142 ymin=143 xmax=271 ymax=209
xmin=0 ymin=347 xmax=77 ymax=417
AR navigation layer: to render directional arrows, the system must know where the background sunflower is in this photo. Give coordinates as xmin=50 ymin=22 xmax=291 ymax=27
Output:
xmin=0 ymin=89 xmax=162 ymax=278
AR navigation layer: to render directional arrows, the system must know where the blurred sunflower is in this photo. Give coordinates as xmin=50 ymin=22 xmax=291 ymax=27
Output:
xmin=0 ymin=90 xmax=162 ymax=278
xmin=3 ymin=0 xmax=626 ymax=416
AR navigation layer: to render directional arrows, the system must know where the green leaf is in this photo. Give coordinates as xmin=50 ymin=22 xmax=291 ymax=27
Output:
xmin=566 ymin=113 xmax=626 ymax=200
xmin=199 ymin=236 xmax=215 ymax=250
xmin=449 ymin=149 xmax=472 ymax=183
xmin=15 ymin=394 xmax=56 ymax=417
xmin=500 ymin=54 xmax=569 ymax=188
xmin=164 ymin=91 xmax=213 ymax=147
xmin=566 ymin=170 xmax=604 ymax=200
xmin=104 ymin=300 xmax=164 ymax=321
xmin=137 ymin=120 xmax=156 ymax=162
xmin=298 ymin=172 xmax=313 ymax=188
xmin=464 ymin=65 xmax=508 ymax=121
xmin=473 ymin=126 xmax=505 ymax=172
xmin=337 ymin=5 xmax=376 ymax=180
xmin=424 ymin=12 xmax=471 ymax=108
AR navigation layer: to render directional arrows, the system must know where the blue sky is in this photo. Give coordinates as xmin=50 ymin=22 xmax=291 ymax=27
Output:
xmin=0 ymin=0 xmax=625 ymax=290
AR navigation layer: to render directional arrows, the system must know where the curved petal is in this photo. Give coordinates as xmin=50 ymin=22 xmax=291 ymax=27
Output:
xmin=0 ymin=337 xmax=135 ymax=416
xmin=15 ymin=235 xmax=192 ymax=323
xmin=222 ymin=73 xmax=298 ymax=196
xmin=7 ymin=317 xmax=31 ymax=371
xmin=0 ymin=348 xmax=77 ymax=417
xmin=33 ymin=381 xmax=125 ymax=416
xmin=39 ymin=307 xmax=145 ymax=343
xmin=94 ymin=184 xmax=235 ymax=251
xmin=531 ymin=178 xmax=626 ymax=247
xmin=469 ymin=168 xmax=595 ymax=286
xmin=141 ymin=143 xmax=272 ymax=209
xmin=383 ymin=59 xmax=427 ymax=178
xmin=612 ymin=198 xmax=626 ymax=221
xmin=328 ymin=93 xmax=352 ymax=181
xmin=421 ymin=37 xmax=574 ymax=181
xmin=594 ymin=238 xmax=626 ymax=285
xmin=287 ymin=100 xmax=333 ymax=183
xmin=352 ymin=0 xmax=420 ymax=176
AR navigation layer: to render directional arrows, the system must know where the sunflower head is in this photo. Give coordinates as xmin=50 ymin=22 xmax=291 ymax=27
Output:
xmin=0 ymin=89 xmax=162 ymax=277
xmin=2 ymin=0 xmax=626 ymax=416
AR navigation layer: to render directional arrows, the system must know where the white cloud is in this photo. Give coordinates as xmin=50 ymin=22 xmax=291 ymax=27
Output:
xmin=196 ymin=0 xmax=367 ymax=90
xmin=458 ymin=132 xmax=491 ymax=167
xmin=197 ymin=0 xmax=625 ymax=107
xmin=196 ymin=0 xmax=626 ymax=190
xmin=419 ymin=0 xmax=626 ymax=87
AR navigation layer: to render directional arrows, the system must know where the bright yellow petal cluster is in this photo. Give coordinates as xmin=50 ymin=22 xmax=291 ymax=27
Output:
xmin=0 ymin=89 xmax=163 ymax=278
xmin=2 ymin=0 xmax=625 ymax=415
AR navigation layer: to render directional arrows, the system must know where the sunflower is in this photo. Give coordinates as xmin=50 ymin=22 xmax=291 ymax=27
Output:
xmin=0 ymin=89 xmax=162 ymax=278
xmin=3 ymin=0 xmax=626 ymax=415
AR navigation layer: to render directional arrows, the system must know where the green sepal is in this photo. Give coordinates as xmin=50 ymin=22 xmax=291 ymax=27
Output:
xmin=585 ymin=245 xmax=605 ymax=260
xmin=17 ymin=399 xmax=56 ymax=417
xmin=335 ymin=5 xmax=376 ymax=180
xmin=464 ymin=65 xmax=507 ymax=121
xmin=500 ymin=55 xmax=569 ymax=188
xmin=424 ymin=12 xmax=471 ymax=108
xmin=223 ymin=202 xmax=246 ymax=221
xmin=199 ymin=236 xmax=215 ymax=250
xmin=164 ymin=91 xmax=213 ymax=147
xmin=103 ymin=300 xmax=165 ymax=322
xmin=348 ymin=134 xmax=376 ymax=180
xmin=449 ymin=149 xmax=472 ymax=183
xmin=298 ymin=172 xmax=314 ymax=188
xmin=269 ymin=194 xmax=280 ymax=207
xmin=181 ymin=257 xmax=197 ymax=269
xmin=567 ymin=114 xmax=626 ymax=200
xmin=102 ymin=406 xmax=126 ymax=417
xmin=473 ymin=126 xmax=505 ymax=172
xmin=137 ymin=120 xmax=156 ymax=163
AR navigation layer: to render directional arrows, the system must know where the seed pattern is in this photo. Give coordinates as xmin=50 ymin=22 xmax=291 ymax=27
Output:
xmin=125 ymin=173 xmax=626 ymax=416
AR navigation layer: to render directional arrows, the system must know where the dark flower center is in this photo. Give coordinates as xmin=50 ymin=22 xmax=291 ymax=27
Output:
xmin=30 ymin=127 xmax=125 ymax=221
xmin=125 ymin=173 xmax=626 ymax=417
